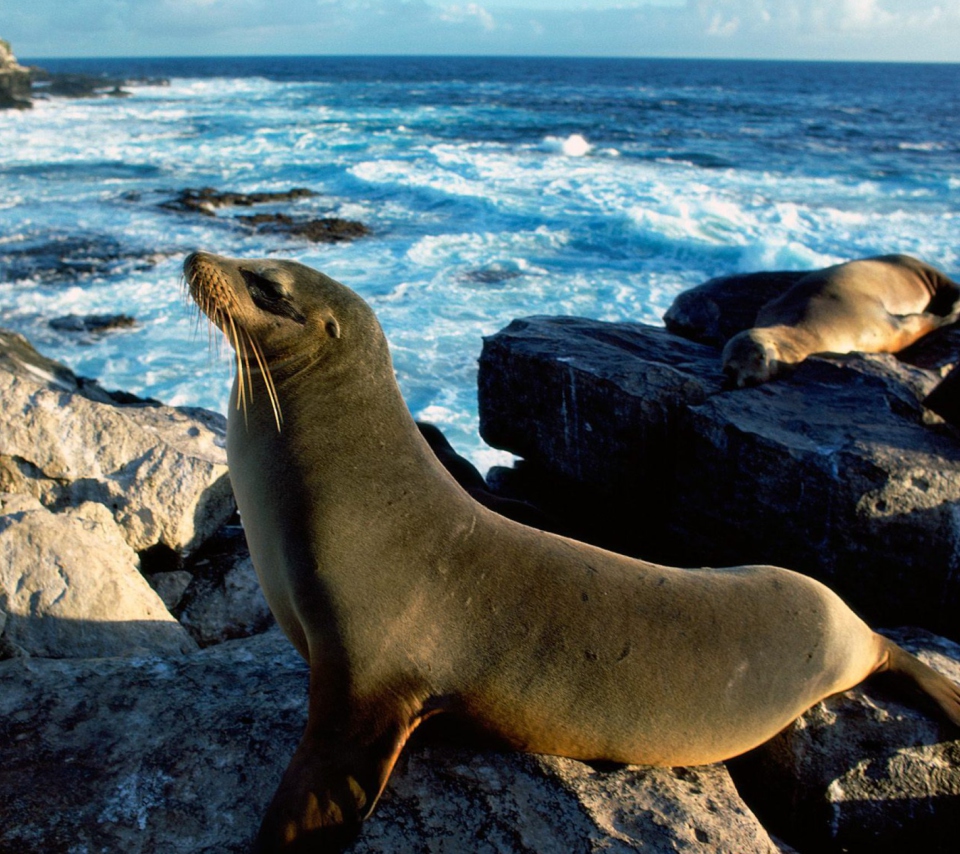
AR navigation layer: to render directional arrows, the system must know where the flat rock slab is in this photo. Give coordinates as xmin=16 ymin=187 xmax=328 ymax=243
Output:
xmin=0 ymin=629 xmax=779 ymax=854
xmin=479 ymin=316 xmax=960 ymax=634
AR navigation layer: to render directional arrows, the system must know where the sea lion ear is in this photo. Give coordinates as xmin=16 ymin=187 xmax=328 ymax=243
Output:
xmin=325 ymin=317 xmax=341 ymax=339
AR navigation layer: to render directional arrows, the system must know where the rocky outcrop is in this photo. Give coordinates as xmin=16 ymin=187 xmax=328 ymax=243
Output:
xmin=160 ymin=186 xmax=371 ymax=243
xmin=0 ymin=329 xmax=234 ymax=557
xmin=478 ymin=313 xmax=960 ymax=637
xmin=0 ymin=37 xmax=31 ymax=109
xmin=0 ymin=494 xmax=195 ymax=658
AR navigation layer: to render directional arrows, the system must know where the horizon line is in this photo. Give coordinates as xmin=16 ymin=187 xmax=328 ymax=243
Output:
xmin=21 ymin=52 xmax=960 ymax=67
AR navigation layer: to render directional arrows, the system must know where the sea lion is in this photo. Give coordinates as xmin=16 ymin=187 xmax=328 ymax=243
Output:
xmin=416 ymin=421 xmax=554 ymax=530
xmin=722 ymin=254 xmax=960 ymax=387
xmin=183 ymin=251 xmax=960 ymax=853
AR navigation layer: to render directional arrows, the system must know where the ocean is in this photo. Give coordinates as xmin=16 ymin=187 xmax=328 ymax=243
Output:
xmin=2 ymin=56 xmax=958 ymax=470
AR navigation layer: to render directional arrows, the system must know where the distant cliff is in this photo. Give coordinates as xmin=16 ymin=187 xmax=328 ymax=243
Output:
xmin=0 ymin=38 xmax=31 ymax=109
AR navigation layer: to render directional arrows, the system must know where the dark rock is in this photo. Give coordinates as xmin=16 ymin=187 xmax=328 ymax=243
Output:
xmin=478 ymin=316 xmax=960 ymax=637
xmin=49 ymin=313 xmax=137 ymax=335
xmin=160 ymin=186 xmax=317 ymax=216
xmin=417 ymin=421 xmax=554 ymax=530
xmin=27 ymin=66 xmax=167 ymax=99
xmin=238 ymin=212 xmax=371 ymax=243
xmin=479 ymin=316 xmax=725 ymax=556
xmin=923 ymin=363 xmax=960 ymax=427
xmin=663 ymin=269 xmax=809 ymax=347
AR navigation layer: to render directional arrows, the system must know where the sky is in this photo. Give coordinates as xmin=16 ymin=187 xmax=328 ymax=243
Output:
xmin=2 ymin=0 xmax=960 ymax=62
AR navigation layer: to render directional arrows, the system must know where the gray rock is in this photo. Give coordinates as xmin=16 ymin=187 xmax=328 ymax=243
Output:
xmin=177 ymin=554 xmax=274 ymax=646
xmin=357 ymin=752 xmax=778 ymax=854
xmin=731 ymin=629 xmax=960 ymax=853
xmin=0 ymin=628 xmax=780 ymax=854
xmin=147 ymin=570 xmax=194 ymax=611
xmin=0 ymin=494 xmax=196 ymax=658
xmin=478 ymin=317 xmax=960 ymax=633
xmin=0 ymin=328 xmax=234 ymax=556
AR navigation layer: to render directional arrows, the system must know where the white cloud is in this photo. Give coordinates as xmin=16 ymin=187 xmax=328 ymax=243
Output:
xmin=439 ymin=4 xmax=497 ymax=31
xmin=3 ymin=0 xmax=959 ymax=60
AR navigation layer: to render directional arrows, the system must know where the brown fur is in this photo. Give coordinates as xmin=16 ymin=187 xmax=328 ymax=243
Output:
xmin=722 ymin=254 xmax=960 ymax=387
xmin=184 ymin=251 xmax=960 ymax=853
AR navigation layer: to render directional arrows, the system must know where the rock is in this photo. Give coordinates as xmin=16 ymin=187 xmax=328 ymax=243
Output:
xmin=478 ymin=316 xmax=726 ymax=555
xmin=177 ymin=555 xmax=274 ymax=647
xmin=238 ymin=212 xmax=371 ymax=243
xmin=923 ymin=363 xmax=960 ymax=427
xmin=730 ymin=628 xmax=960 ymax=854
xmin=0 ymin=328 xmax=234 ymax=556
xmin=417 ymin=421 xmax=554 ymax=530
xmin=0 ymin=627 xmax=780 ymax=853
xmin=478 ymin=316 xmax=960 ymax=635
xmin=360 ymin=751 xmax=779 ymax=854
xmin=0 ymin=230 xmax=164 ymax=284
xmin=0 ymin=38 xmax=31 ymax=109
xmin=49 ymin=313 xmax=137 ymax=335
xmin=0 ymin=494 xmax=196 ymax=658
xmin=160 ymin=186 xmax=317 ymax=216
xmin=147 ymin=570 xmax=194 ymax=611
xmin=0 ymin=629 xmax=305 ymax=854
xmin=663 ymin=269 xmax=808 ymax=347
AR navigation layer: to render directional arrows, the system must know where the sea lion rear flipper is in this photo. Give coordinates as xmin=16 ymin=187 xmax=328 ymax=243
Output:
xmin=875 ymin=637 xmax=960 ymax=728
xmin=885 ymin=311 xmax=956 ymax=351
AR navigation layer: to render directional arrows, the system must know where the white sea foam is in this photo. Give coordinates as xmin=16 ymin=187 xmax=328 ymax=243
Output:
xmin=541 ymin=134 xmax=593 ymax=157
xmin=3 ymin=61 xmax=958 ymax=470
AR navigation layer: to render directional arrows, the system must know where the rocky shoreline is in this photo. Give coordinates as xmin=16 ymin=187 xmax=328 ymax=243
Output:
xmin=2 ymin=263 xmax=959 ymax=850
xmin=1 ymin=38 xmax=167 ymax=109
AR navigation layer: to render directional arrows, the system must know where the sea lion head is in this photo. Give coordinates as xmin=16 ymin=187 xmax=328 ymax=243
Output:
xmin=184 ymin=251 xmax=379 ymax=428
xmin=721 ymin=328 xmax=783 ymax=388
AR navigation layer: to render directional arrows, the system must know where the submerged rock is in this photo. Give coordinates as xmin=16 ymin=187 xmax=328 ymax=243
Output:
xmin=160 ymin=186 xmax=317 ymax=216
xmin=0 ymin=230 xmax=163 ymax=285
xmin=238 ymin=211 xmax=371 ymax=243
xmin=49 ymin=313 xmax=138 ymax=335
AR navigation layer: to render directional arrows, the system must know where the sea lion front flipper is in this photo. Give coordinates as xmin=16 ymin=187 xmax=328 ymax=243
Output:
xmin=253 ymin=712 xmax=417 ymax=853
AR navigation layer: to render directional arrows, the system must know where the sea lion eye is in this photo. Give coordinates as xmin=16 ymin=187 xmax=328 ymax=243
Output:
xmin=240 ymin=269 xmax=307 ymax=325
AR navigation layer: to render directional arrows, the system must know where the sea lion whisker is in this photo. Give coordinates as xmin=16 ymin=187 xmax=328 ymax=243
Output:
xmin=246 ymin=331 xmax=283 ymax=431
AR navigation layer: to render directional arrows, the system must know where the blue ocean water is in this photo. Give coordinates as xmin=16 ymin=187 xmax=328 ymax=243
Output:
xmin=2 ymin=56 xmax=958 ymax=469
